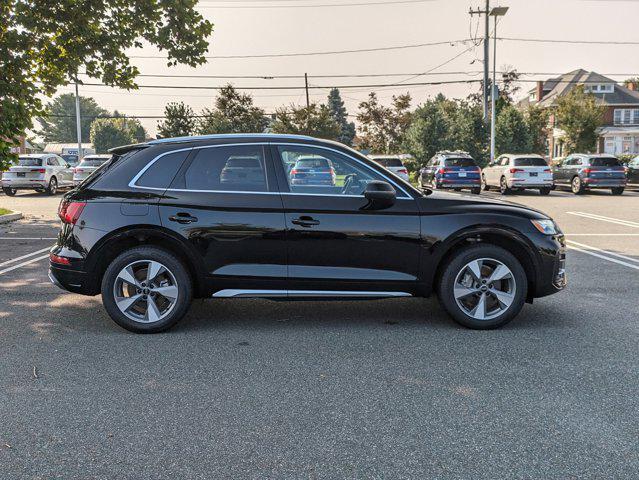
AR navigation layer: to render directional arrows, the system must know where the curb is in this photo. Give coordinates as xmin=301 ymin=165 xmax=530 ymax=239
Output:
xmin=0 ymin=212 xmax=23 ymax=224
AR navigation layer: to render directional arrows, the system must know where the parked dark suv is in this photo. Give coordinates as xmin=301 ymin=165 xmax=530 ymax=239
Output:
xmin=418 ymin=151 xmax=481 ymax=194
xmin=49 ymin=134 xmax=566 ymax=333
xmin=552 ymin=154 xmax=626 ymax=195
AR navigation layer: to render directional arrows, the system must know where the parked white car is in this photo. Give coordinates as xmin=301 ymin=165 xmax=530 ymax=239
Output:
xmin=368 ymin=155 xmax=410 ymax=181
xmin=2 ymin=153 xmax=73 ymax=196
xmin=482 ymin=154 xmax=553 ymax=195
xmin=73 ymin=154 xmax=112 ymax=186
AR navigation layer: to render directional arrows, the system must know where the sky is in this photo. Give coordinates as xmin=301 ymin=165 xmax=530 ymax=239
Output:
xmin=53 ymin=0 xmax=639 ymax=137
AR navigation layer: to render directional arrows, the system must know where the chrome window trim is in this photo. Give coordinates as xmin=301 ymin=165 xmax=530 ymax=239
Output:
xmin=129 ymin=142 xmax=414 ymax=199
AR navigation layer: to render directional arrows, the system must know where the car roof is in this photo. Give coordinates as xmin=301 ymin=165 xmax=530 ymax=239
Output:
xmin=573 ymin=153 xmax=618 ymax=158
xmin=19 ymin=153 xmax=52 ymax=158
xmin=502 ymin=153 xmax=545 ymax=158
xmin=147 ymin=133 xmax=316 ymax=145
xmin=81 ymin=154 xmax=111 ymax=159
xmin=435 ymin=151 xmax=473 ymax=158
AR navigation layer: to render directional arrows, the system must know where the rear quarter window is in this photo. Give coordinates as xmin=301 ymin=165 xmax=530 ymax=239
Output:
xmin=136 ymin=150 xmax=191 ymax=188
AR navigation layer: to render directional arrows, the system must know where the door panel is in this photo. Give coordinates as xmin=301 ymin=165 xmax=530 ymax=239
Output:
xmin=158 ymin=144 xmax=287 ymax=293
xmin=272 ymin=144 xmax=421 ymax=293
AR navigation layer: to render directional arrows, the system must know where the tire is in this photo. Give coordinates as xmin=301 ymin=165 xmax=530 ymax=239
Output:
xmin=481 ymin=175 xmax=490 ymax=191
xmin=3 ymin=187 xmax=16 ymax=196
xmin=101 ymin=246 xmax=193 ymax=333
xmin=46 ymin=177 xmax=57 ymax=195
xmin=611 ymin=187 xmax=624 ymax=195
xmin=471 ymin=187 xmax=481 ymax=195
xmin=437 ymin=244 xmax=528 ymax=330
xmin=499 ymin=176 xmax=512 ymax=195
xmin=539 ymin=187 xmax=551 ymax=196
xmin=571 ymin=176 xmax=584 ymax=195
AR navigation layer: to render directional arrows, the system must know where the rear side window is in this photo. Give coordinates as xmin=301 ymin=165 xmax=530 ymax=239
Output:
xmin=136 ymin=150 xmax=190 ymax=188
xmin=590 ymin=157 xmax=620 ymax=167
xmin=18 ymin=158 xmax=42 ymax=167
xmin=513 ymin=157 xmax=547 ymax=167
xmin=444 ymin=158 xmax=476 ymax=167
xmin=183 ymin=145 xmax=267 ymax=192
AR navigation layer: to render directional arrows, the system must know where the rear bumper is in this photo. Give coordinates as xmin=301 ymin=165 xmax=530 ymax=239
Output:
xmin=436 ymin=180 xmax=481 ymax=189
xmin=582 ymin=178 xmax=626 ymax=188
xmin=49 ymin=263 xmax=94 ymax=295
xmin=2 ymin=180 xmax=47 ymax=189
xmin=507 ymin=179 xmax=553 ymax=188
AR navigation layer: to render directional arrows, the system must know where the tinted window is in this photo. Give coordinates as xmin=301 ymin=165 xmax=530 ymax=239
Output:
xmin=79 ymin=159 xmax=109 ymax=167
xmin=278 ymin=145 xmax=387 ymax=196
xmin=590 ymin=157 xmax=621 ymax=167
xmin=444 ymin=158 xmax=476 ymax=167
xmin=18 ymin=157 xmax=42 ymax=166
xmin=137 ymin=150 xmax=190 ymax=188
xmin=373 ymin=157 xmax=403 ymax=167
xmin=295 ymin=158 xmax=332 ymax=169
xmin=513 ymin=157 xmax=547 ymax=167
xmin=183 ymin=145 xmax=267 ymax=192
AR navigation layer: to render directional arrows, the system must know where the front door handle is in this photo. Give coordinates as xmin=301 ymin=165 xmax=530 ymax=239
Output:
xmin=291 ymin=216 xmax=320 ymax=227
xmin=168 ymin=212 xmax=198 ymax=224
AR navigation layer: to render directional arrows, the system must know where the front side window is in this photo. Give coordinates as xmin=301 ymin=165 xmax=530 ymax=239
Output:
xmin=277 ymin=145 xmax=388 ymax=196
xmin=184 ymin=145 xmax=268 ymax=192
xmin=500 ymin=157 xmax=510 ymax=166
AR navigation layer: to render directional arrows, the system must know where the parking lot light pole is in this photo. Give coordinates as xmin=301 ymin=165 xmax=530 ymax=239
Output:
xmin=74 ymin=79 xmax=82 ymax=163
xmin=489 ymin=6 xmax=508 ymax=164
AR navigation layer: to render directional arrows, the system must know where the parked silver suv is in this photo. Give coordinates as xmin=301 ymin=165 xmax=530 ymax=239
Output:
xmin=2 ymin=153 xmax=73 ymax=196
xmin=73 ymin=154 xmax=112 ymax=186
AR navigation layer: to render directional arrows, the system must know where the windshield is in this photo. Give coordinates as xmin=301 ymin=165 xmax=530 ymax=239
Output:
xmin=444 ymin=158 xmax=476 ymax=167
xmin=18 ymin=158 xmax=43 ymax=167
xmin=590 ymin=157 xmax=620 ymax=167
xmin=514 ymin=158 xmax=547 ymax=167
xmin=373 ymin=158 xmax=403 ymax=167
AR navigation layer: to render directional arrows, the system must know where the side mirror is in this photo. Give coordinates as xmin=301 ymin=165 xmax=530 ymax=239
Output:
xmin=363 ymin=181 xmax=396 ymax=210
xmin=66 ymin=163 xmax=71 ymax=168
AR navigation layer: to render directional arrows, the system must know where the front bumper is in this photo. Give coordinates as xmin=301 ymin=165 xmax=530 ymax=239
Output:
xmin=532 ymin=234 xmax=567 ymax=298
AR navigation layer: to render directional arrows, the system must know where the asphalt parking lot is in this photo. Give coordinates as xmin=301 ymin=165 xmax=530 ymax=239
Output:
xmin=2 ymin=189 xmax=639 ymax=479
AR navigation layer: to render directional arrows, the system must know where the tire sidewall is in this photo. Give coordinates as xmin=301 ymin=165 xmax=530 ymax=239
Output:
xmin=47 ymin=177 xmax=57 ymax=195
xmin=101 ymin=246 xmax=192 ymax=333
xmin=438 ymin=244 xmax=528 ymax=329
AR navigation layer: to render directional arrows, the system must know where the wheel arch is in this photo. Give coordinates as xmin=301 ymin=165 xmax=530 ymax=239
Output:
xmin=429 ymin=225 xmax=540 ymax=302
xmin=84 ymin=225 xmax=207 ymax=297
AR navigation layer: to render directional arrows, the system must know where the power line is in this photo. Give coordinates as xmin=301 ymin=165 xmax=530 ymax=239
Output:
xmin=499 ymin=36 xmax=639 ymax=46
xmin=196 ymin=0 xmax=435 ymax=8
xmin=128 ymin=39 xmax=473 ymax=59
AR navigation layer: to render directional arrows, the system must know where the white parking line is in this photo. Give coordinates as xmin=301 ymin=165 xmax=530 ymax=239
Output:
xmin=566 ymin=211 xmax=639 ymax=228
xmin=565 ymin=233 xmax=639 ymax=236
xmin=0 ymin=254 xmax=50 ymax=276
xmin=0 ymin=247 xmax=51 ymax=268
xmin=566 ymin=240 xmax=639 ymax=271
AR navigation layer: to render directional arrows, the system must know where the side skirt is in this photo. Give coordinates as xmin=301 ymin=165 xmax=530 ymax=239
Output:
xmin=212 ymin=289 xmax=412 ymax=299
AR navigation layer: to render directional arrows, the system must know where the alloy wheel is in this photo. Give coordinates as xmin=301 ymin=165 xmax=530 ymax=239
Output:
xmin=572 ymin=177 xmax=581 ymax=194
xmin=49 ymin=178 xmax=57 ymax=195
xmin=453 ymin=258 xmax=516 ymax=321
xmin=113 ymin=260 xmax=179 ymax=323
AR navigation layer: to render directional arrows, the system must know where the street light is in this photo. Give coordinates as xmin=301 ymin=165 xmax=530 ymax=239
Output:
xmin=489 ymin=6 xmax=509 ymax=164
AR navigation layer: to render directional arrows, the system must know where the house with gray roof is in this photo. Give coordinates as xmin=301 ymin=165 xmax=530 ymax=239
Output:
xmin=520 ymin=69 xmax=639 ymax=159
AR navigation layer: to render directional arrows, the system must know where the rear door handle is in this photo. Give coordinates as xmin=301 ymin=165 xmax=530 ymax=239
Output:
xmin=291 ymin=216 xmax=320 ymax=227
xmin=168 ymin=212 xmax=198 ymax=224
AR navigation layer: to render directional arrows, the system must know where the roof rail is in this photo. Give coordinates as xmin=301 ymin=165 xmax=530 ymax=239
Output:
xmin=147 ymin=133 xmax=316 ymax=145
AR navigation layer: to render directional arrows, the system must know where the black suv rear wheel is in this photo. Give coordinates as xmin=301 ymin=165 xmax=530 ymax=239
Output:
xmin=437 ymin=244 xmax=527 ymax=329
xmin=101 ymin=246 xmax=192 ymax=333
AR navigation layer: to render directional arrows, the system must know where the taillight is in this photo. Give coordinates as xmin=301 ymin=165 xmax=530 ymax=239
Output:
xmin=58 ymin=201 xmax=86 ymax=225
xmin=543 ymin=168 xmax=551 ymax=172
xmin=398 ymin=168 xmax=408 ymax=174
xmin=472 ymin=167 xmax=481 ymax=172
xmin=437 ymin=168 xmax=448 ymax=174
xmin=582 ymin=168 xmax=592 ymax=176
xmin=290 ymin=169 xmax=298 ymax=175
xmin=32 ymin=168 xmax=46 ymax=173
xmin=509 ymin=168 xmax=524 ymax=173
xmin=50 ymin=253 xmax=71 ymax=265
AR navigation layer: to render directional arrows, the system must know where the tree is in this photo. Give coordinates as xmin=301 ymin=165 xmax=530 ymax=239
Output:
xmin=495 ymin=105 xmax=531 ymax=155
xmin=1 ymin=1 xmax=213 ymax=166
xmin=198 ymin=85 xmax=268 ymax=134
xmin=36 ymin=94 xmax=108 ymax=143
xmin=525 ymin=105 xmax=550 ymax=155
xmin=271 ymin=104 xmax=340 ymax=140
xmin=468 ymin=67 xmax=522 ymax=106
xmin=90 ymin=117 xmax=144 ymax=153
xmin=157 ymin=102 xmax=196 ymax=138
xmin=555 ymin=86 xmax=604 ymax=154
xmin=357 ymin=92 xmax=412 ymax=154
xmin=404 ymin=95 xmax=488 ymax=167
xmin=327 ymin=88 xmax=356 ymax=146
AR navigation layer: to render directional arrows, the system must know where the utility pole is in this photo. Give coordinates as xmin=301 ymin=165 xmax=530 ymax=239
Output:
xmin=489 ymin=6 xmax=509 ymax=163
xmin=469 ymin=0 xmax=490 ymax=121
xmin=304 ymin=73 xmax=310 ymax=109
xmin=74 ymin=79 xmax=82 ymax=163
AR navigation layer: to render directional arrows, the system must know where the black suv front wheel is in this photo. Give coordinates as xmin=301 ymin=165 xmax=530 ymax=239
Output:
xmin=438 ymin=244 xmax=527 ymax=329
xmin=101 ymin=246 xmax=192 ymax=333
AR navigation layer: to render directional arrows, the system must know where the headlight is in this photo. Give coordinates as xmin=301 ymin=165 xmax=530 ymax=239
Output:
xmin=531 ymin=219 xmax=558 ymax=235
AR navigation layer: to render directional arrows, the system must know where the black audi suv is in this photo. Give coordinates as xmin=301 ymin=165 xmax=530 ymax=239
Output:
xmin=49 ymin=134 xmax=566 ymax=333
